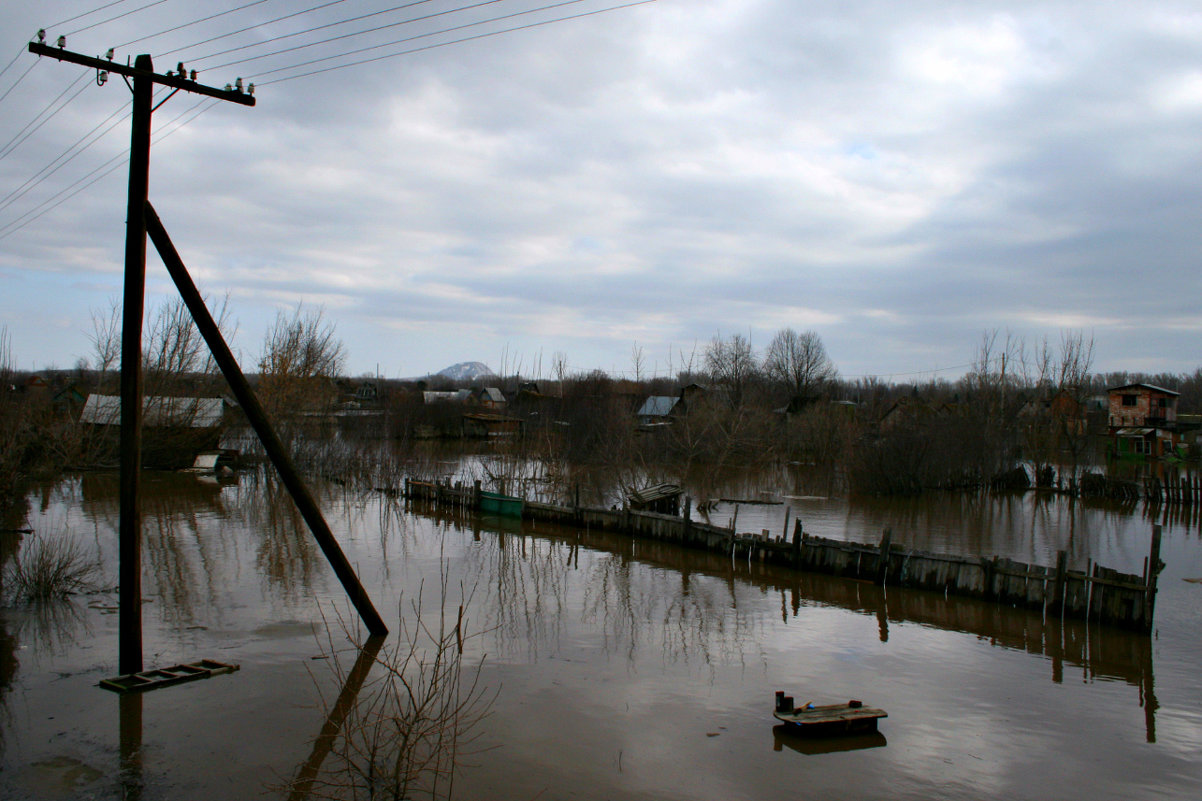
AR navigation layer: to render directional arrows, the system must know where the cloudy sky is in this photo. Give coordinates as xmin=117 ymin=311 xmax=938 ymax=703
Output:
xmin=1 ymin=1 xmax=1200 ymax=382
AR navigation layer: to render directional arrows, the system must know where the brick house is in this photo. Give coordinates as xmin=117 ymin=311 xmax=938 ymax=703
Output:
xmin=1107 ymin=383 xmax=1180 ymax=459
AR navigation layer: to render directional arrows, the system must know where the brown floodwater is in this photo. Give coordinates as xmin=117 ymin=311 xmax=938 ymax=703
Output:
xmin=1 ymin=467 xmax=1200 ymax=800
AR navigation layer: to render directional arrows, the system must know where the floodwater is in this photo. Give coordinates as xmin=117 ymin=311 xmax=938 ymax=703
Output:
xmin=1 ymin=466 xmax=1201 ymax=800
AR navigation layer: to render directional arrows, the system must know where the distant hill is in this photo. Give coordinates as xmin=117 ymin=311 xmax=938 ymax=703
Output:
xmin=435 ymin=361 xmax=496 ymax=383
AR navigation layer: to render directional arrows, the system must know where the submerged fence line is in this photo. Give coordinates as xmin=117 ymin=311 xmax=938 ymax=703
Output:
xmin=402 ymin=479 xmax=1161 ymax=632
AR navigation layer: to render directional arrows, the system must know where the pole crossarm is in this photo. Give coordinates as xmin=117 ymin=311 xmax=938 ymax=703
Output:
xmin=28 ymin=42 xmax=255 ymax=106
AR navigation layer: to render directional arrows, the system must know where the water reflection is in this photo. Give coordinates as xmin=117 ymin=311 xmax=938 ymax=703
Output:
xmin=1 ymin=463 xmax=1187 ymax=800
xmin=771 ymin=725 xmax=887 ymax=755
xmin=463 ymin=512 xmax=1160 ymax=742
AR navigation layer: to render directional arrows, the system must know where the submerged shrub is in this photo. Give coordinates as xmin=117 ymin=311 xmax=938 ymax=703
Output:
xmin=4 ymin=532 xmax=99 ymax=602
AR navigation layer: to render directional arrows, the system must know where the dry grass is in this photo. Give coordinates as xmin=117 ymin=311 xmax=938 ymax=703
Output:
xmin=3 ymin=532 xmax=100 ymax=603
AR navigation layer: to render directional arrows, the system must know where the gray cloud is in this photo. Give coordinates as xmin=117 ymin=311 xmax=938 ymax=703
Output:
xmin=2 ymin=1 xmax=1200 ymax=378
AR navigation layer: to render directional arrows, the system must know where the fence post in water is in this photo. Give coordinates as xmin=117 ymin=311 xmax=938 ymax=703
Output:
xmin=473 ymin=480 xmax=481 ymax=510
xmin=981 ymin=556 xmax=996 ymax=600
xmin=791 ymin=518 xmax=803 ymax=568
xmin=877 ymin=529 xmax=893 ymax=584
xmin=682 ymin=496 xmax=692 ymax=545
xmin=1144 ymin=525 xmax=1163 ymax=628
xmin=1051 ymin=550 xmax=1068 ymax=616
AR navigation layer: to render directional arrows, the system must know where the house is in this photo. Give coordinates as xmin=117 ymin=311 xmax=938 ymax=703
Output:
xmin=461 ymin=412 xmax=523 ymax=439
xmin=636 ymin=395 xmax=682 ymax=427
xmin=475 ymin=387 xmax=506 ymax=409
xmin=80 ymin=394 xmax=232 ymax=468
xmin=422 ymin=389 xmax=472 ymax=404
xmin=1107 ymin=383 xmax=1181 ymax=459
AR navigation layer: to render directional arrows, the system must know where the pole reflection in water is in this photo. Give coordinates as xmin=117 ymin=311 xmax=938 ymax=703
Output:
xmin=287 ymin=635 xmax=385 ymax=801
xmin=118 ymin=693 xmax=141 ymax=801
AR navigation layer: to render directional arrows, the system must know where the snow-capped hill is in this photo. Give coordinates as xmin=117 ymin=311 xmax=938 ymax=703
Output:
xmin=436 ymin=361 xmax=495 ymax=382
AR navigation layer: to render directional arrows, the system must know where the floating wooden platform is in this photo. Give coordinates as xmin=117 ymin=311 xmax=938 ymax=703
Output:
xmin=99 ymin=659 xmax=239 ymax=694
xmin=773 ymin=694 xmax=886 ymax=734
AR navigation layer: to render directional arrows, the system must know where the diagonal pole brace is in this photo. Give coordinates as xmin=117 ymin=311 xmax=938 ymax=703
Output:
xmin=144 ymin=202 xmax=388 ymax=637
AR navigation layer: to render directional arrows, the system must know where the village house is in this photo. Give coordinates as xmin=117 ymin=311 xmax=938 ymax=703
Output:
xmin=636 ymin=395 xmax=683 ymax=428
xmin=474 ymin=387 xmax=506 ymax=409
xmin=1107 ymin=383 xmax=1181 ymax=459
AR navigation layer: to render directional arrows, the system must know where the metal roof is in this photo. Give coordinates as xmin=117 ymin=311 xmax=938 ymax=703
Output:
xmin=1108 ymin=383 xmax=1180 ymax=396
xmin=80 ymin=395 xmax=225 ymax=428
xmin=637 ymin=396 xmax=679 ymax=417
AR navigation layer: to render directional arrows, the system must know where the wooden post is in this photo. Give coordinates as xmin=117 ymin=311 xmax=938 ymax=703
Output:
xmin=1051 ymin=550 xmax=1068 ymax=616
xmin=682 ymin=495 xmax=692 ymax=545
xmin=144 ymin=205 xmax=387 ymax=637
xmin=1144 ymin=524 xmax=1162 ymax=629
xmin=781 ymin=507 xmax=790 ymax=542
xmin=791 ymin=517 xmax=803 ymax=567
xmin=473 ymin=479 xmax=481 ymax=510
xmin=876 ymin=529 xmax=892 ymax=584
xmin=981 ymin=556 xmax=996 ymax=600
xmin=117 ymin=54 xmax=154 ymax=676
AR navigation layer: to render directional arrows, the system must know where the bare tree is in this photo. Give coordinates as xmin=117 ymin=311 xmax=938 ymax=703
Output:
xmin=704 ymin=333 xmax=757 ymax=406
xmin=631 ymin=343 xmax=645 ymax=385
xmin=89 ymin=297 xmax=122 ymax=377
xmin=90 ymin=295 xmax=234 ymax=393
xmin=258 ymin=303 xmax=346 ymax=417
xmin=763 ymin=328 xmax=837 ymax=400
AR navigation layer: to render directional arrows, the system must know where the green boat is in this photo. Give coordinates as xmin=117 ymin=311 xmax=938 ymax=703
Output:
xmin=479 ymin=491 xmax=524 ymax=518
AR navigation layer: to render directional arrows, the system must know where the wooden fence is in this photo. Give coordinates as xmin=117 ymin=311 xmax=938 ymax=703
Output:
xmin=403 ymin=479 xmax=1162 ymax=631
xmin=1144 ymin=472 xmax=1202 ymax=505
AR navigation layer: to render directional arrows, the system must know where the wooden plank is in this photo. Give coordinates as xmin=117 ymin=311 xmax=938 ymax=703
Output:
xmin=100 ymin=659 xmax=239 ymax=694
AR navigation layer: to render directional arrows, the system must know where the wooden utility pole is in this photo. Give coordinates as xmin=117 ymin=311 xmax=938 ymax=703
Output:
xmin=28 ymin=38 xmax=386 ymax=674
xmin=118 ymin=52 xmax=153 ymax=676
xmin=30 ymin=40 xmax=254 ymax=675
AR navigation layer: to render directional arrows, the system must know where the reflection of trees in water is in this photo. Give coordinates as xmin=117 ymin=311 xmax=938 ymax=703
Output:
xmin=580 ymin=547 xmax=765 ymax=675
xmin=235 ymin=471 xmax=321 ymax=604
xmin=455 ymin=518 xmax=765 ymax=673
xmin=460 ymin=524 xmax=572 ymax=663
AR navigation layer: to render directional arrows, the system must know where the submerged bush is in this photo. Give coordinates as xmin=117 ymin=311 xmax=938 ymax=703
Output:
xmin=3 ymin=532 xmax=100 ymax=602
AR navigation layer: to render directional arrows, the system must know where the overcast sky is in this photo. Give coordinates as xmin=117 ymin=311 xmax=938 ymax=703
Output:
xmin=2 ymin=1 xmax=1200 ymax=382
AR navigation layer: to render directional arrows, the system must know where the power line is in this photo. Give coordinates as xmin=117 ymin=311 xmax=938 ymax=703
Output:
xmin=113 ymin=0 xmax=274 ymax=49
xmin=0 ymin=73 xmax=90 ymax=160
xmin=0 ymin=102 xmax=130 ymax=213
xmin=206 ymin=0 xmax=511 ymax=72
xmin=64 ymin=0 xmax=174 ymax=38
xmin=0 ymin=41 xmax=29 ymax=84
xmin=159 ymin=0 xmax=351 ymax=59
xmin=0 ymin=59 xmax=39 ymax=105
xmin=49 ymin=0 xmax=140 ymax=30
xmin=258 ymin=0 xmax=655 ymax=85
xmin=0 ymin=95 xmax=214 ymax=241
xmin=185 ymin=0 xmax=442 ymax=64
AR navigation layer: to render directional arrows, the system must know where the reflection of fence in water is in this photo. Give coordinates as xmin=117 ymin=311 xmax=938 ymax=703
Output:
xmin=404 ymin=489 xmax=1161 ymax=744
xmin=405 ymin=479 xmax=1160 ymax=633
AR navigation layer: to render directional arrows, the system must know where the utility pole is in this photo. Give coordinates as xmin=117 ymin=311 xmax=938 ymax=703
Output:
xmin=28 ymin=37 xmax=387 ymax=675
xmin=30 ymin=38 xmax=254 ymax=675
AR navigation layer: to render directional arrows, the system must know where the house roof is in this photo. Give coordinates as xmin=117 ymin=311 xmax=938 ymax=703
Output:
xmin=637 ymin=396 xmax=679 ymax=417
xmin=423 ymin=389 xmax=472 ymax=403
xmin=80 ymin=395 xmax=226 ymax=428
xmin=1108 ymin=383 xmax=1180 ymax=396
xmin=479 ymin=387 xmax=506 ymax=403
